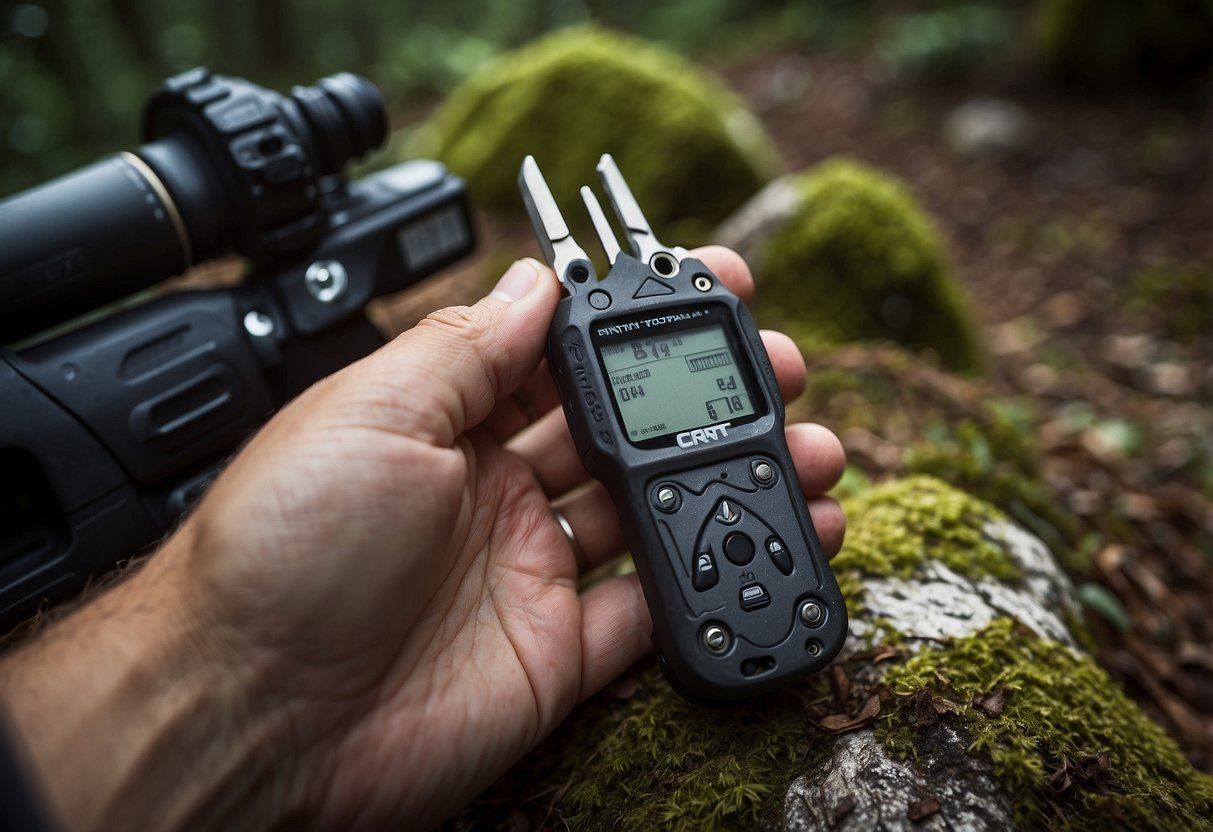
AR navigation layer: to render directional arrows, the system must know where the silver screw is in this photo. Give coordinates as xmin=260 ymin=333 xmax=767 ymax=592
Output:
xmin=243 ymin=310 xmax=275 ymax=337
xmin=799 ymin=600 xmax=823 ymax=626
xmin=753 ymin=461 xmax=775 ymax=484
xmin=656 ymin=486 xmax=678 ymax=511
xmin=806 ymin=639 xmax=822 ymax=657
xmin=693 ymin=275 xmax=712 ymax=292
xmin=702 ymin=624 xmax=730 ymax=654
xmin=305 ymin=259 xmax=349 ymax=304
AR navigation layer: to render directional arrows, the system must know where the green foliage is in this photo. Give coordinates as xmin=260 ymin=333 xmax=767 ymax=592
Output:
xmin=879 ymin=619 xmax=1213 ymax=830
xmin=759 ymin=159 xmax=983 ymax=373
xmin=878 ymin=2 xmax=1016 ymax=77
xmin=1075 ymin=582 xmax=1131 ymax=633
xmin=836 ymin=475 xmax=1021 ymax=584
xmin=1034 ymin=0 xmax=1213 ymax=87
xmin=410 ymin=26 xmax=780 ymax=245
xmin=2 ymin=1 xmax=803 ymax=199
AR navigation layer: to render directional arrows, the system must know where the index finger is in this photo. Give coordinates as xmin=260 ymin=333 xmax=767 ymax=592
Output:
xmin=690 ymin=245 xmax=755 ymax=302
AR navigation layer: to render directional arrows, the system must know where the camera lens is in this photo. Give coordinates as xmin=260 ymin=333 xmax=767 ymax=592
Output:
xmin=0 ymin=69 xmax=391 ymax=343
xmin=290 ymin=73 xmax=388 ymax=176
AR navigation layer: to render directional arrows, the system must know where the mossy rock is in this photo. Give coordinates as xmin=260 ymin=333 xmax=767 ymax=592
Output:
xmin=747 ymin=159 xmax=983 ymax=373
xmin=880 ymin=619 xmax=1213 ymax=830
xmin=410 ymin=26 xmax=780 ymax=245
xmin=834 ymin=475 xmax=1018 ymax=586
xmin=450 ymin=477 xmax=1212 ymax=830
xmin=1034 ymin=0 xmax=1213 ymax=87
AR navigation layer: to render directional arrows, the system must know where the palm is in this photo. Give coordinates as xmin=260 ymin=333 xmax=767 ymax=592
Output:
xmin=193 ymin=405 xmax=588 ymax=826
xmin=316 ymin=430 xmax=587 ymax=827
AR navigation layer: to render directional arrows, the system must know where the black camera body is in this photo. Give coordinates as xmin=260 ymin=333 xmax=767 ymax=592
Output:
xmin=0 ymin=69 xmax=475 ymax=630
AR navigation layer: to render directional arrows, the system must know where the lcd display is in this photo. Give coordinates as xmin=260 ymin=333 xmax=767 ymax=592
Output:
xmin=597 ymin=323 xmax=757 ymax=442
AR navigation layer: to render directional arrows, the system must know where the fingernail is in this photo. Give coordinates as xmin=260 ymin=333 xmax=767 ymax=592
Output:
xmin=490 ymin=259 xmax=540 ymax=302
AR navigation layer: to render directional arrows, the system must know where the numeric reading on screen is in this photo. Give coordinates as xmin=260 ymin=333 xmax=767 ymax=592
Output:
xmin=597 ymin=323 xmax=756 ymax=441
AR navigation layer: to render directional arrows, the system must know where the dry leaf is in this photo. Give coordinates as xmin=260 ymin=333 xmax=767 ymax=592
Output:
xmin=818 ymin=694 xmax=882 ymax=732
xmin=975 ymin=688 xmax=1007 ymax=716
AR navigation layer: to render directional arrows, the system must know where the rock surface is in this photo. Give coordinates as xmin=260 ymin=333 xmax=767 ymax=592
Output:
xmin=847 ymin=518 xmax=1079 ymax=653
xmin=783 ymin=724 xmax=1015 ymax=832
xmin=774 ymin=505 xmax=1079 ymax=831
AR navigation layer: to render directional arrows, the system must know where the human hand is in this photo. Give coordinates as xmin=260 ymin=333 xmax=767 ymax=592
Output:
xmin=0 ymin=247 xmax=845 ymax=832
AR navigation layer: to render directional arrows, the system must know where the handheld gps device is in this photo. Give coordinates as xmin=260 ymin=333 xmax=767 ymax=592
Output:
xmin=519 ymin=155 xmax=847 ymax=701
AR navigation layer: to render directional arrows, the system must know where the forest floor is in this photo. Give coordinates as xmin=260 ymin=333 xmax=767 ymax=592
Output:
xmin=381 ymin=49 xmax=1213 ymax=771
xmin=730 ymin=49 xmax=1213 ymax=771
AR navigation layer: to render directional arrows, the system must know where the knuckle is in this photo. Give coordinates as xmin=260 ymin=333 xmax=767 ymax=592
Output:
xmin=418 ymin=303 xmax=492 ymax=342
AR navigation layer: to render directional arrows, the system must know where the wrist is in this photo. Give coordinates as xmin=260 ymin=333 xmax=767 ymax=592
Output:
xmin=0 ymin=536 xmax=301 ymax=832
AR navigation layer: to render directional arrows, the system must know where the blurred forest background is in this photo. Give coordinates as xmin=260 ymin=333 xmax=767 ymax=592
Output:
xmin=5 ymin=0 xmax=1210 ymax=196
xmin=3 ymin=0 xmax=1213 ymax=792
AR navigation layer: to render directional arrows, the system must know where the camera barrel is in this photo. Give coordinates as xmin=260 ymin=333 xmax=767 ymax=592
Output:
xmin=0 ymin=68 xmax=388 ymax=344
xmin=0 ymin=150 xmax=202 ymax=343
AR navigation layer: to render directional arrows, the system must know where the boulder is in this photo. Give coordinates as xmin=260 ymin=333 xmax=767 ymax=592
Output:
xmin=410 ymin=26 xmax=780 ymax=244
xmin=451 ymin=477 xmax=1213 ymax=831
xmin=714 ymin=159 xmax=983 ymax=373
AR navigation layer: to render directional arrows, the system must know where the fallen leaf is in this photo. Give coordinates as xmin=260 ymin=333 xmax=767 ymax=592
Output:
xmin=975 ymin=688 xmax=1007 ymax=716
xmin=1076 ymin=582 xmax=1131 ymax=633
xmin=907 ymin=795 xmax=942 ymax=823
xmin=818 ymin=694 xmax=882 ymax=732
xmin=832 ymin=665 xmax=851 ymax=703
xmin=932 ymin=695 xmax=960 ymax=715
xmin=871 ymin=645 xmax=903 ymax=663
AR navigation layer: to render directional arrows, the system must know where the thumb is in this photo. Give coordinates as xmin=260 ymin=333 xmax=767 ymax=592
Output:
xmin=354 ymin=258 xmax=561 ymax=446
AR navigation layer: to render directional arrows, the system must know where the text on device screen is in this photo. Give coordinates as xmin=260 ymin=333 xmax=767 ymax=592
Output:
xmin=597 ymin=323 xmax=757 ymax=441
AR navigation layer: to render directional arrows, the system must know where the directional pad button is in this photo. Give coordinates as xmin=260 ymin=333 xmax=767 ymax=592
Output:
xmin=724 ymin=532 xmax=755 ymax=566
xmin=766 ymin=536 xmax=793 ymax=575
xmin=692 ymin=552 xmax=718 ymax=591
xmin=714 ymin=499 xmax=741 ymax=525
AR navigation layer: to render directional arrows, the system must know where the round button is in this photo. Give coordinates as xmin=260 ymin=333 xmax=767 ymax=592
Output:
xmin=653 ymin=484 xmax=680 ymax=513
xmin=751 ymin=459 xmax=776 ymax=487
xmin=799 ymin=600 xmax=824 ymax=626
xmin=723 ymin=532 xmax=755 ymax=565
xmin=702 ymin=624 xmax=730 ymax=654
xmin=588 ymin=290 xmax=611 ymax=309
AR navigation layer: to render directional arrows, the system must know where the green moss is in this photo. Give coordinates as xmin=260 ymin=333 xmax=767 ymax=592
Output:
xmin=563 ymin=668 xmax=812 ymax=830
xmin=1035 ymin=0 xmax=1213 ymax=87
xmin=878 ymin=619 xmax=1213 ymax=830
xmin=456 ymin=664 xmax=828 ymax=830
xmin=836 ymin=475 xmax=1020 ymax=584
xmin=411 ymin=26 xmax=779 ymax=244
xmin=758 ymin=158 xmax=982 ymax=373
xmin=904 ymin=419 xmax=1086 ymax=574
